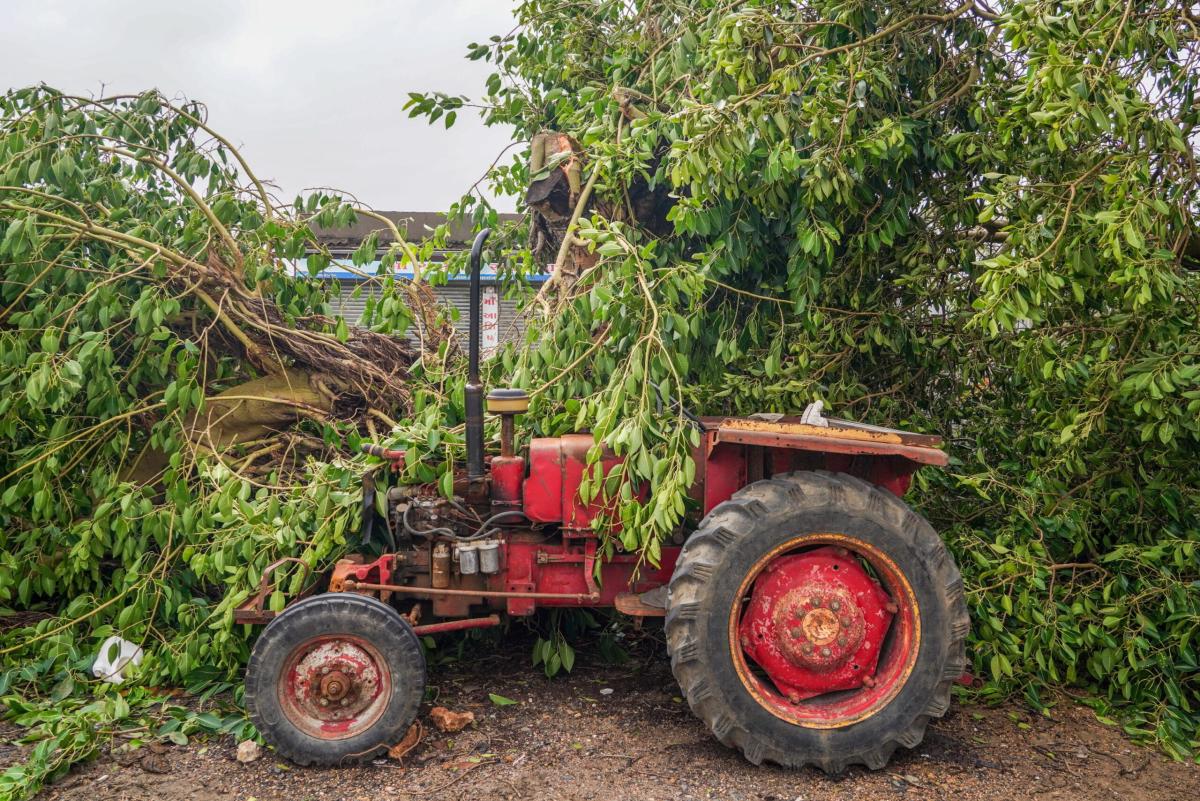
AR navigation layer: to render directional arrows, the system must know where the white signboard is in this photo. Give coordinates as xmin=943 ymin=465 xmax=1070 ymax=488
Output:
xmin=481 ymin=286 xmax=500 ymax=358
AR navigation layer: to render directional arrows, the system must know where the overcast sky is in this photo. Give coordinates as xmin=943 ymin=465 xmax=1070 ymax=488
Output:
xmin=1 ymin=0 xmax=518 ymax=211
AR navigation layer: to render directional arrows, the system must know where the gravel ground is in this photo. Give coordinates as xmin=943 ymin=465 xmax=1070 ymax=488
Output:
xmin=8 ymin=629 xmax=1198 ymax=801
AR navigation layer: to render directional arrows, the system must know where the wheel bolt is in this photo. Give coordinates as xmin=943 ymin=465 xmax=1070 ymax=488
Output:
xmin=840 ymin=616 xmax=853 ymax=627
xmin=802 ymin=643 xmax=815 ymax=655
xmin=740 ymin=635 xmax=751 ymax=649
xmin=789 ymin=627 xmax=803 ymax=639
xmin=829 ymin=600 xmax=841 ymax=612
xmin=787 ymin=692 xmax=800 ymax=704
xmin=820 ymin=646 xmax=831 ymax=658
xmin=885 ymin=602 xmax=898 ymax=614
xmin=809 ymin=597 xmax=821 ymax=608
xmin=341 ymin=698 xmax=349 ymax=706
xmin=862 ymin=675 xmax=877 ymax=688
xmin=837 ymin=635 xmax=847 ymax=647
xmin=834 ymin=547 xmax=849 ymax=557
xmin=321 ymin=666 xmax=330 ymax=675
xmin=319 ymin=698 xmax=329 ymax=706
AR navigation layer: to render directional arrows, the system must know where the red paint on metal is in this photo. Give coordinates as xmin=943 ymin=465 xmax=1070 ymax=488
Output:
xmin=697 ymin=434 xmax=922 ymax=514
xmin=413 ymin=614 xmax=501 ymax=635
xmin=490 ymin=455 xmax=525 ymax=505
xmin=280 ymin=635 xmax=390 ymax=740
xmin=559 ymin=434 xmax=624 ymax=532
xmin=703 ymin=439 xmax=746 ymax=515
xmin=522 ymin=438 xmax=562 ymax=522
xmin=739 ymin=547 xmax=894 ymax=701
xmin=328 ymin=554 xmax=394 ymax=592
xmin=502 ymin=536 xmax=679 ymax=615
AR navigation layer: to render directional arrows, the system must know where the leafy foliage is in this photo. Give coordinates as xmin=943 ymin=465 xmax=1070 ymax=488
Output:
xmin=0 ymin=86 xmax=452 ymax=797
xmin=406 ymin=0 xmax=1200 ymax=755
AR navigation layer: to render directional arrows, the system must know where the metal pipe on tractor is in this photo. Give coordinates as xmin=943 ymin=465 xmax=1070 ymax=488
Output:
xmin=464 ymin=228 xmax=489 ymax=483
xmin=239 ymin=229 xmax=969 ymax=773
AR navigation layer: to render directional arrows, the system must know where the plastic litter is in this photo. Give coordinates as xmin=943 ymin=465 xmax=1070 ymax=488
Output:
xmin=91 ymin=635 xmax=143 ymax=684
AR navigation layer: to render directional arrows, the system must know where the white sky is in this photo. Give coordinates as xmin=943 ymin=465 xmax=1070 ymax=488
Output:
xmin=0 ymin=0 xmax=518 ymax=211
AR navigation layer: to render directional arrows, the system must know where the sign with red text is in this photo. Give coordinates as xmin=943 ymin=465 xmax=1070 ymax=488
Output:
xmin=482 ymin=286 xmax=500 ymax=358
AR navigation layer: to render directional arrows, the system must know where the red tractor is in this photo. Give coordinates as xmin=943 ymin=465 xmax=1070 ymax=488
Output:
xmin=240 ymin=231 xmax=968 ymax=772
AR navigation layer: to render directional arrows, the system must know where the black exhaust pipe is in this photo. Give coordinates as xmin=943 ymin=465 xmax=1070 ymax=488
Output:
xmin=465 ymin=228 xmax=491 ymax=481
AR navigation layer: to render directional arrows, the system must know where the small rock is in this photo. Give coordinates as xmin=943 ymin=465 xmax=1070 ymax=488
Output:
xmin=236 ymin=740 xmax=261 ymax=763
xmin=599 ymin=688 xmax=614 ymax=695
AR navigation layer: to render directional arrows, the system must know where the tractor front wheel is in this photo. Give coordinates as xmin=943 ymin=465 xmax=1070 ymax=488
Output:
xmin=666 ymin=471 xmax=968 ymax=773
xmin=245 ymin=593 xmax=426 ymax=766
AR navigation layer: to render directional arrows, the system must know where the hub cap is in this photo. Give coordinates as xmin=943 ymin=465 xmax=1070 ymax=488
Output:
xmin=732 ymin=537 xmax=919 ymax=726
xmin=280 ymin=636 xmax=390 ymax=739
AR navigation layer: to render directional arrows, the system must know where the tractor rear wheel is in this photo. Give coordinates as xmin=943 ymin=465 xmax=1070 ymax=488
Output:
xmin=665 ymin=471 xmax=967 ymax=773
xmin=245 ymin=593 xmax=425 ymax=766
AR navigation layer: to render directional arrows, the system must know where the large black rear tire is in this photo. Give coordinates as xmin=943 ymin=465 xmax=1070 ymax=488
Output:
xmin=665 ymin=471 xmax=968 ymax=773
xmin=245 ymin=593 xmax=425 ymax=766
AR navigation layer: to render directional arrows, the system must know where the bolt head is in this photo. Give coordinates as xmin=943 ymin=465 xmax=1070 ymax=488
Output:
xmin=809 ymin=597 xmax=821 ymax=608
xmin=885 ymin=602 xmax=899 ymax=614
xmin=837 ymin=635 xmax=847 ymax=647
xmin=319 ymin=698 xmax=329 ymax=706
xmin=787 ymin=692 xmax=801 ymax=704
xmin=789 ymin=627 xmax=803 ymax=639
xmin=862 ymin=675 xmax=877 ymax=688
xmin=829 ymin=600 xmax=841 ymax=612
xmin=341 ymin=698 xmax=350 ymax=706
xmin=802 ymin=643 xmax=815 ymax=655
xmin=739 ymin=635 xmax=751 ymax=649
xmin=840 ymin=616 xmax=853 ymax=627
xmin=820 ymin=646 xmax=832 ymax=657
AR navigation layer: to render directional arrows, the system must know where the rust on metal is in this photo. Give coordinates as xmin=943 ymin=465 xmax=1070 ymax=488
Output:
xmin=705 ymin=416 xmax=948 ymax=466
xmin=614 ymin=587 xmax=668 ymax=617
xmin=412 ymin=614 xmax=502 ymax=636
xmin=233 ymin=557 xmax=313 ymax=624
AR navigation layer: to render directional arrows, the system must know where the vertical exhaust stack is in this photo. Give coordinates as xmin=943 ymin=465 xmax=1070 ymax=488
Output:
xmin=464 ymin=229 xmax=491 ymax=481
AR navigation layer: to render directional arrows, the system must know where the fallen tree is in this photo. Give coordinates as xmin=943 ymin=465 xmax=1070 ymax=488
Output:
xmin=3 ymin=0 xmax=1200 ymax=793
xmin=405 ymin=0 xmax=1200 ymax=758
xmin=0 ymin=87 xmax=453 ymax=797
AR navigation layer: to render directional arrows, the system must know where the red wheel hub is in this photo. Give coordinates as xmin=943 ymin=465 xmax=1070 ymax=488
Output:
xmin=739 ymin=546 xmax=895 ymax=702
xmin=281 ymin=637 xmax=390 ymax=739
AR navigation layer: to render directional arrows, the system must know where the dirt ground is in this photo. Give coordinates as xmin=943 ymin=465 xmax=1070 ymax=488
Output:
xmin=7 ymin=630 xmax=1198 ymax=801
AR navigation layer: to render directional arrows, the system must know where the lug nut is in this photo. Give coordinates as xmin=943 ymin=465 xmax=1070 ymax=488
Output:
xmin=319 ymin=698 xmax=329 ymax=706
xmin=885 ymin=602 xmax=898 ymax=614
xmin=802 ymin=643 xmax=815 ymax=655
xmin=840 ymin=616 xmax=853 ymax=627
xmin=789 ymin=627 xmax=803 ymax=639
xmin=809 ymin=597 xmax=821 ymax=608
xmin=740 ymin=635 xmax=751 ymax=649
xmin=341 ymin=698 xmax=350 ymax=706
xmin=820 ymin=646 xmax=832 ymax=657
xmin=787 ymin=692 xmax=800 ymax=704
xmin=837 ymin=636 xmax=847 ymax=647
xmin=862 ymin=675 xmax=877 ymax=688
xmin=830 ymin=600 xmax=841 ymax=612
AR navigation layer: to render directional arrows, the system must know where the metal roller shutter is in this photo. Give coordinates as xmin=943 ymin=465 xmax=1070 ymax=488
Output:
xmin=328 ymin=279 xmax=528 ymax=345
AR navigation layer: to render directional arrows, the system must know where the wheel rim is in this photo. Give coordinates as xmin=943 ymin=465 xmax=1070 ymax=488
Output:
xmin=278 ymin=635 xmax=392 ymax=740
xmin=728 ymin=533 xmax=920 ymax=729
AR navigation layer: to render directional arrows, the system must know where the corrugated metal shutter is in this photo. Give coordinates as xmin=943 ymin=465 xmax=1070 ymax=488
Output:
xmin=328 ymin=279 xmax=528 ymax=345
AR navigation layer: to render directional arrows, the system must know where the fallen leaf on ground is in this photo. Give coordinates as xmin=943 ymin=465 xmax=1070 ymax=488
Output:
xmin=388 ymin=722 xmax=423 ymax=760
xmin=430 ymin=706 xmax=475 ymax=733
